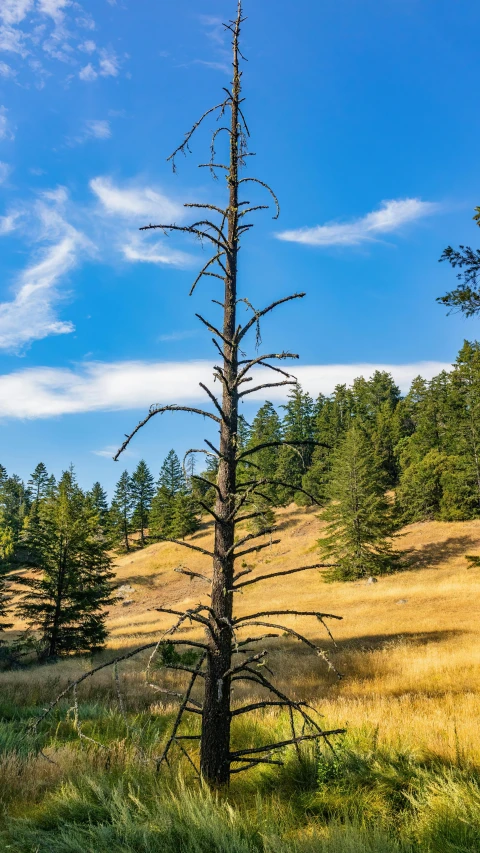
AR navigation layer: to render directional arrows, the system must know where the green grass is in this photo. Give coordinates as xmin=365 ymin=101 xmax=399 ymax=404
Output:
xmin=1 ymin=703 xmax=480 ymax=852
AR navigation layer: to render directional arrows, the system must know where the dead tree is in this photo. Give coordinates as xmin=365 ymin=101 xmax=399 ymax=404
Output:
xmin=34 ymin=1 xmax=343 ymax=789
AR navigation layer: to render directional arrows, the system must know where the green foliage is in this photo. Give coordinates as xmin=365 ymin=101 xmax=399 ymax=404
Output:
xmin=109 ymin=471 xmax=134 ymax=552
xmin=87 ymin=482 xmax=110 ymax=536
xmin=131 ymin=461 xmax=155 ymax=547
xmin=438 ymin=206 xmax=480 ymax=317
xmin=276 ymin=388 xmax=315 ymax=504
xmin=17 ymin=469 xmax=115 ymax=659
xmin=319 ymin=427 xmax=400 ymax=581
xmin=149 ymin=450 xmax=199 ymax=540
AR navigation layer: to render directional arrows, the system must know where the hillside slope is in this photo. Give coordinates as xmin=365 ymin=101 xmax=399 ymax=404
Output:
xmin=100 ymin=506 xmax=480 ymax=761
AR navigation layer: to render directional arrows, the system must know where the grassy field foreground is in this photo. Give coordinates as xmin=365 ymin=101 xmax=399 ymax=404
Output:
xmin=1 ymin=506 xmax=480 ymax=851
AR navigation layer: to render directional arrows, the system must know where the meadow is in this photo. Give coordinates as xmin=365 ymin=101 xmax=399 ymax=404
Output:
xmin=1 ymin=506 xmax=480 ymax=851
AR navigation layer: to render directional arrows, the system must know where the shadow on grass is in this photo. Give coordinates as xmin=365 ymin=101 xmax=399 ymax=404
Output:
xmin=408 ymin=536 xmax=477 ymax=570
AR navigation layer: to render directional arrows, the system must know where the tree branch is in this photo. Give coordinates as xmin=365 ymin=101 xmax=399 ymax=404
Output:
xmin=167 ymin=100 xmax=230 ymax=169
xmin=238 ymin=379 xmax=297 ymax=399
xmin=238 ymin=177 xmax=280 ymax=218
xmin=114 ymin=406 xmax=221 ymax=460
xmin=235 ymin=610 xmax=343 ymax=625
xmin=230 ymin=731 xmax=346 ymax=759
xmin=234 ymin=540 xmax=281 ymax=560
xmin=237 ymin=293 xmax=305 ymax=342
xmin=155 ymin=653 xmax=206 ymax=769
xmin=234 ymin=564 xmax=335 ymax=590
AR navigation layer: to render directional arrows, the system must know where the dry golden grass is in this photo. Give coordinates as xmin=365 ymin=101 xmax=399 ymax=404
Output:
xmin=5 ymin=505 xmax=480 ymax=765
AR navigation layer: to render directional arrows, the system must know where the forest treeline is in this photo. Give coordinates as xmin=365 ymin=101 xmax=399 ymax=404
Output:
xmin=1 ymin=339 xmax=480 ymax=658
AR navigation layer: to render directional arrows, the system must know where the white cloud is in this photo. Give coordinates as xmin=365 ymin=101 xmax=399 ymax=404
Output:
xmin=276 ymin=199 xmax=438 ymax=247
xmin=0 ymin=212 xmax=20 ymax=234
xmin=0 ymin=24 xmax=29 ymax=56
xmin=67 ymin=119 xmax=111 ymax=144
xmin=123 ymin=234 xmax=193 ymax=268
xmin=90 ymin=176 xmax=183 ymax=222
xmin=192 ymin=59 xmax=229 ymax=73
xmin=0 ymin=0 xmax=34 ymax=26
xmin=98 ymin=47 xmax=119 ymax=77
xmin=84 ymin=119 xmax=110 ymax=139
xmin=0 ymin=236 xmax=78 ymax=350
xmin=78 ymin=39 xmax=95 ymax=53
xmin=0 ymin=191 xmax=89 ymax=352
xmin=79 ymin=61 xmax=97 ymax=80
xmin=75 ymin=14 xmax=95 ymax=31
xmin=37 ymin=0 xmax=71 ymax=25
xmin=0 ymin=161 xmax=11 ymax=183
xmin=0 ymin=106 xmax=14 ymax=141
xmin=0 ymin=359 xmax=452 ymax=419
xmin=92 ymin=444 xmax=135 ymax=458
xmin=0 ymin=59 xmax=16 ymax=77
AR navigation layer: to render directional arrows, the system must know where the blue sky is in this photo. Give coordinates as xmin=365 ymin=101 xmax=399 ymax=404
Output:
xmin=0 ymin=0 xmax=479 ymax=494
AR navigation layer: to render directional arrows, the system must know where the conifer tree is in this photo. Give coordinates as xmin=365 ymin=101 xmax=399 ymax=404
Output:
xmin=276 ymin=387 xmax=315 ymax=504
xmin=170 ymin=491 xmax=199 ymax=539
xmin=28 ymin=463 xmax=49 ymax=507
xmin=396 ymin=447 xmax=447 ymax=522
xmin=319 ymin=426 xmax=399 ymax=581
xmin=0 ymin=473 xmax=30 ymax=556
xmin=131 ymin=460 xmax=155 ymax=546
xmin=18 ymin=469 xmax=114 ymax=659
xmin=0 ymin=530 xmax=13 ymax=634
xmin=110 ymin=471 xmax=133 ymax=551
xmin=150 ymin=451 xmax=185 ymax=540
xmin=87 ymin=482 xmax=110 ymax=535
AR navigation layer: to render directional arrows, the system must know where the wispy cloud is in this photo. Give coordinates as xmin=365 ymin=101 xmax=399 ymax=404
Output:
xmin=157 ymin=330 xmax=198 ymax=342
xmin=0 ymin=1 xmax=127 ymax=85
xmin=0 ymin=212 xmax=20 ymax=234
xmin=123 ymin=234 xmax=193 ymax=268
xmin=276 ymin=199 xmax=439 ymax=247
xmin=0 ymin=106 xmax=14 ymax=141
xmin=79 ymin=61 xmax=96 ymax=81
xmin=78 ymin=39 xmax=95 ymax=53
xmin=98 ymin=47 xmax=119 ymax=77
xmin=0 ymin=0 xmax=34 ymax=27
xmin=0 ymin=359 xmax=452 ymax=419
xmin=66 ymin=118 xmax=111 ymax=145
xmin=90 ymin=176 xmax=193 ymax=268
xmin=90 ymin=176 xmax=183 ymax=222
xmin=92 ymin=444 xmax=136 ymax=459
xmin=0 ymin=190 xmax=89 ymax=352
xmin=192 ymin=58 xmax=229 ymax=74
xmin=0 ymin=161 xmax=11 ymax=183
xmin=0 ymin=59 xmax=16 ymax=77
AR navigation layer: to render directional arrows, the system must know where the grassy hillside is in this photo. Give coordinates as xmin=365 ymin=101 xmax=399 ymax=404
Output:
xmin=2 ymin=506 xmax=480 ymax=851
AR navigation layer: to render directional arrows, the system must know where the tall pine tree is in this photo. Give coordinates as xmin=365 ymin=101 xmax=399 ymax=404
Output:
xmin=18 ymin=469 xmax=114 ymax=659
xmin=110 ymin=471 xmax=134 ymax=552
xmin=319 ymin=427 xmax=400 ymax=581
xmin=276 ymin=387 xmax=315 ymax=504
xmin=131 ymin=460 xmax=155 ymax=546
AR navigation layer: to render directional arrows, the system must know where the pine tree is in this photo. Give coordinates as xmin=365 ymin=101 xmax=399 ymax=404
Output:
xmin=319 ymin=426 xmax=400 ymax=581
xmin=131 ymin=460 xmax=155 ymax=546
xmin=18 ymin=469 xmax=114 ymax=659
xmin=149 ymin=451 xmax=185 ymax=540
xmin=396 ymin=448 xmax=447 ymax=522
xmin=110 ymin=471 xmax=133 ymax=551
xmin=0 ymin=473 xmax=30 ymax=557
xmin=170 ymin=492 xmax=199 ymax=539
xmin=87 ymin=482 xmax=110 ymax=535
xmin=276 ymin=387 xmax=315 ymax=504
xmin=0 ymin=528 xmax=13 ymax=633
xmin=149 ymin=485 xmax=175 ymax=540
xmin=28 ymin=463 xmax=49 ymax=508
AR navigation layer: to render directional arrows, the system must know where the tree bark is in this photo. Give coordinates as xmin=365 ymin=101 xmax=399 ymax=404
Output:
xmin=199 ymin=15 xmax=241 ymax=787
